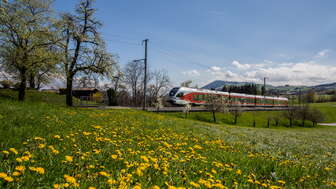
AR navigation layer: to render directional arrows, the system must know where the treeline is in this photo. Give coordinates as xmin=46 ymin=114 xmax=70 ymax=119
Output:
xmin=221 ymin=84 xmax=262 ymax=95
xmin=0 ymin=0 xmax=171 ymax=107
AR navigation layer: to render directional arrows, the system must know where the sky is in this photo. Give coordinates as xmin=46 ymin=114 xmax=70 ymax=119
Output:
xmin=53 ymin=0 xmax=336 ymax=87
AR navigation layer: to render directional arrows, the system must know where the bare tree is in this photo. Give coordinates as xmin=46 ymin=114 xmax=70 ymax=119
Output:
xmin=296 ymin=104 xmax=310 ymax=127
xmin=181 ymin=80 xmax=192 ymax=87
xmin=123 ymin=61 xmax=144 ymax=106
xmin=307 ymin=108 xmax=324 ymax=127
xmin=148 ymin=69 xmax=170 ymax=105
xmin=282 ymin=105 xmax=297 ymax=127
xmin=57 ymin=0 xmax=116 ymax=106
xmin=206 ymin=95 xmax=229 ymax=123
xmin=230 ymin=102 xmax=243 ymax=124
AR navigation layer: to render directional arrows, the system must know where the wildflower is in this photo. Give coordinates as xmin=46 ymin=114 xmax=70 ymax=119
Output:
xmin=16 ymin=157 xmax=23 ymax=162
xmin=53 ymin=135 xmax=61 ymax=139
xmin=133 ymin=185 xmax=141 ymax=189
xmin=236 ymin=169 xmax=242 ymax=175
xmin=111 ymin=154 xmax=118 ymax=159
xmin=9 ymin=148 xmax=18 ymax=154
xmin=2 ymin=150 xmax=9 ymax=155
xmin=190 ymin=181 xmax=200 ymax=188
xmin=247 ymin=179 xmax=254 ymax=183
xmin=34 ymin=137 xmax=45 ymax=141
xmin=65 ymin=155 xmax=73 ymax=162
xmin=140 ymin=155 xmax=149 ymax=162
xmin=107 ymin=179 xmax=117 ymax=184
xmin=324 ymin=167 xmax=332 ymax=171
xmin=29 ymin=167 xmax=45 ymax=174
xmin=38 ymin=144 xmax=46 ymax=149
xmin=12 ymin=171 xmax=21 ymax=176
xmin=277 ymin=180 xmax=286 ymax=185
xmin=151 ymin=185 xmax=160 ymax=189
xmin=0 ymin=172 xmax=7 ymax=178
xmin=83 ymin=132 xmax=91 ymax=136
xmin=98 ymin=171 xmax=110 ymax=177
xmin=64 ymin=174 xmax=77 ymax=185
xmin=54 ymin=184 xmax=60 ymax=189
xmin=88 ymin=187 xmax=96 ymax=189
xmin=261 ymin=183 xmax=268 ymax=187
xmin=4 ymin=176 xmax=14 ymax=182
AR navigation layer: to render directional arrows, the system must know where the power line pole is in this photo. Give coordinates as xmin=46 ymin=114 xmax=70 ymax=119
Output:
xmin=142 ymin=39 xmax=149 ymax=110
xmin=263 ymin=77 xmax=268 ymax=97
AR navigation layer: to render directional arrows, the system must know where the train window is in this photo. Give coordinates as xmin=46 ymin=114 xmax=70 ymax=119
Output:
xmin=176 ymin=92 xmax=184 ymax=97
xmin=169 ymin=88 xmax=179 ymax=96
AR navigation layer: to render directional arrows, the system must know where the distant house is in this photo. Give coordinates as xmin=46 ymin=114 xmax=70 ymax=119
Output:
xmin=71 ymin=88 xmax=99 ymax=98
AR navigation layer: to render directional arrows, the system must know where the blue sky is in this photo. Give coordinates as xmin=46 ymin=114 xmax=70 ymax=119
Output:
xmin=54 ymin=0 xmax=336 ymax=86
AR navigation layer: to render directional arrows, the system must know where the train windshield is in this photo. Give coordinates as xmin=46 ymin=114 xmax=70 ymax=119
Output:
xmin=169 ymin=87 xmax=180 ymax=96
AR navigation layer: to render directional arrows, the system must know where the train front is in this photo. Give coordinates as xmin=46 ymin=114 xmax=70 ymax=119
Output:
xmin=166 ymin=87 xmax=188 ymax=105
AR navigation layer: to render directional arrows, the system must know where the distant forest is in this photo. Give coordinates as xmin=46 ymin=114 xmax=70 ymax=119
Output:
xmin=219 ymin=84 xmax=265 ymax=96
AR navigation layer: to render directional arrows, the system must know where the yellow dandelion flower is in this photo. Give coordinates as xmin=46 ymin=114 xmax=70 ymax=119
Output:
xmin=65 ymin=155 xmax=73 ymax=162
xmin=324 ymin=167 xmax=332 ymax=171
xmin=88 ymin=187 xmax=96 ymax=189
xmin=9 ymin=148 xmax=18 ymax=154
xmin=190 ymin=181 xmax=200 ymax=188
xmin=98 ymin=171 xmax=110 ymax=177
xmin=15 ymin=165 xmax=26 ymax=172
xmin=35 ymin=167 xmax=45 ymax=174
xmin=12 ymin=171 xmax=21 ymax=176
xmin=2 ymin=150 xmax=9 ymax=155
xmin=140 ymin=155 xmax=149 ymax=162
xmin=261 ymin=183 xmax=268 ymax=187
xmin=4 ymin=176 xmax=14 ymax=182
xmin=38 ymin=144 xmax=46 ymax=149
xmin=133 ymin=185 xmax=141 ymax=189
xmin=0 ymin=172 xmax=7 ymax=178
xmin=236 ymin=169 xmax=242 ymax=175
xmin=151 ymin=185 xmax=160 ymax=189
xmin=277 ymin=180 xmax=286 ymax=185
xmin=53 ymin=135 xmax=61 ymax=139
xmin=107 ymin=179 xmax=117 ymax=185
xmin=16 ymin=157 xmax=23 ymax=163
xmin=111 ymin=154 xmax=118 ymax=159
xmin=53 ymin=184 xmax=60 ymax=189
xmin=64 ymin=174 xmax=77 ymax=184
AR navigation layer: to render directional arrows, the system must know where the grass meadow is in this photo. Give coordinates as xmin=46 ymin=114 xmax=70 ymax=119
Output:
xmin=166 ymin=102 xmax=336 ymax=128
xmin=0 ymin=89 xmax=335 ymax=188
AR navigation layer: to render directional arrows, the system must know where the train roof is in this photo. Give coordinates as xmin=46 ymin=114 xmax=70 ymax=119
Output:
xmin=177 ymin=87 xmax=288 ymax=101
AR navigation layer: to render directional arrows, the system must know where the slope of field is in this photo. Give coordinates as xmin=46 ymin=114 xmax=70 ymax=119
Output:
xmin=0 ymin=90 xmax=336 ymax=188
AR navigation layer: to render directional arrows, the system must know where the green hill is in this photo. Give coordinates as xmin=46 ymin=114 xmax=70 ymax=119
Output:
xmin=0 ymin=90 xmax=335 ymax=188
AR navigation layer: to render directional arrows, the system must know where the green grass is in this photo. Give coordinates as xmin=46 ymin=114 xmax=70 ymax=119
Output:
xmin=166 ymin=102 xmax=336 ymax=128
xmin=0 ymin=90 xmax=336 ymax=188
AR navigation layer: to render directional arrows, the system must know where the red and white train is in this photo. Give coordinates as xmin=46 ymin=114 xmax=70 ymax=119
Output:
xmin=167 ymin=87 xmax=288 ymax=106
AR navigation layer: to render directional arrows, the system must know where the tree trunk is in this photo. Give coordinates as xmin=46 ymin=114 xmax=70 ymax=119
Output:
xmin=234 ymin=116 xmax=237 ymax=124
xmin=66 ymin=74 xmax=74 ymax=106
xmin=18 ymin=68 xmax=27 ymax=101
xmin=29 ymin=73 xmax=35 ymax=89
xmin=267 ymin=119 xmax=270 ymax=128
xmin=289 ymin=118 xmax=292 ymax=127
xmin=212 ymin=111 xmax=216 ymax=123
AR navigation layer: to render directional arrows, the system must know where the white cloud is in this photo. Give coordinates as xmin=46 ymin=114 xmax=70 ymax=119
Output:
xmin=209 ymin=66 xmax=221 ymax=71
xmin=180 ymin=61 xmax=336 ymax=87
xmin=315 ymin=49 xmax=330 ymax=58
xmin=182 ymin=69 xmax=200 ymax=76
xmin=232 ymin=60 xmax=251 ymax=70
xmin=245 ymin=62 xmax=336 ymax=86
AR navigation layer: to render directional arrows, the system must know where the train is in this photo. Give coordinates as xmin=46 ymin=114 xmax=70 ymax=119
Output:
xmin=167 ymin=87 xmax=288 ymax=107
